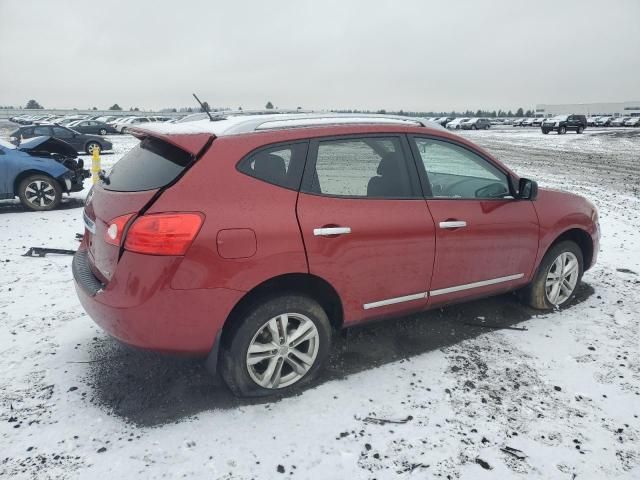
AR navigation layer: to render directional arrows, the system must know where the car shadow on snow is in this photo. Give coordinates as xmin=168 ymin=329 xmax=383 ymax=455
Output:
xmin=0 ymin=197 xmax=85 ymax=214
xmin=85 ymin=283 xmax=595 ymax=427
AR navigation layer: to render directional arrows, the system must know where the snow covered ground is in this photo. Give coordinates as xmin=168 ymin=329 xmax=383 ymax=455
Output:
xmin=1 ymin=123 xmax=639 ymax=479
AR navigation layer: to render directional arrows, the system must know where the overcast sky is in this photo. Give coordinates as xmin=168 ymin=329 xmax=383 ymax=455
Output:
xmin=0 ymin=0 xmax=638 ymax=112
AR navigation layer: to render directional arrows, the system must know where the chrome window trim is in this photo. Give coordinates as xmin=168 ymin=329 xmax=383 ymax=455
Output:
xmin=429 ymin=273 xmax=524 ymax=297
xmin=362 ymin=273 xmax=525 ymax=309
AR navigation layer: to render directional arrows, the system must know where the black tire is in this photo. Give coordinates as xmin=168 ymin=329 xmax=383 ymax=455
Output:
xmin=85 ymin=141 xmax=101 ymax=155
xmin=99 ymin=128 xmax=107 ymax=135
xmin=18 ymin=174 xmax=62 ymax=211
xmin=576 ymin=126 xmax=584 ymax=134
xmin=558 ymin=126 xmax=567 ymax=134
xmin=520 ymin=240 xmax=584 ymax=310
xmin=219 ymin=294 xmax=332 ymax=397
xmin=472 ymin=125 xmax=477 ymax=130
xmin=542 ymin=129 xmax=549 ymax=134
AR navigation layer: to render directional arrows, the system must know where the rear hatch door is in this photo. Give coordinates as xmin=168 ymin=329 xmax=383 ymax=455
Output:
xmin=83 ymin=134 xmax=211 ymax=282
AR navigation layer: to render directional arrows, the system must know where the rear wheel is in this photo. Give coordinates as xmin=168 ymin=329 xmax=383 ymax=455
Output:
xmin=558 ymin=126 xmax=567 ymax=134
xmin=18 ymin=174 xmax=62 ymax=211
xmin=472 ymin=125 xmax=477 ymax=130
xmin=520 ymin=240 xmax=583 ymax=310
xmin=219 ymin=294 xmax=332 ymax=397
xmin=542 ymin=129 xmax=549 ymax=134
xmin=85 ymin=141 xmax=101 ymax=155
xmin=577 ymin=126 xmax=584 ymax=134
xmin=99 ymin=128 xmax=107 ymax=135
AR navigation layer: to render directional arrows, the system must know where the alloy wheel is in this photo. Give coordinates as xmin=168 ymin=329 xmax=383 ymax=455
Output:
xmin=24 ymin=180 xmax=56 ymax=208
xmin=87 ymin=142 xmax=101 ymax=154
xmin=545 ymin=251 xmax=579 ymax=305
xmin=246 ymin=313 xmax=320 ymax=389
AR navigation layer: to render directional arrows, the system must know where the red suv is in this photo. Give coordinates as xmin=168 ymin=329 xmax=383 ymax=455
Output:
xmin=73 ymin=114 xmax=600 ymax=397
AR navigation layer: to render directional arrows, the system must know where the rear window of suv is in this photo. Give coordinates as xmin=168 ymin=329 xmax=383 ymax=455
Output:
xmin=102 ymin=137 xmax=193 ymax=192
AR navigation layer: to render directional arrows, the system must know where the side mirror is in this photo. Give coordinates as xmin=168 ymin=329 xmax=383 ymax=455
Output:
xmin=518 ymin=178 xmax=538 ymax=200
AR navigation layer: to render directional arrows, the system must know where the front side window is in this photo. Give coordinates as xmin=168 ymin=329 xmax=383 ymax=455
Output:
xmin=413 ymin=138 xmax=511 ymax=199
xmin=305 ymin=137 xmax=415 ymax=198
xmin=237 ymin=142 xmax=307 ymax=190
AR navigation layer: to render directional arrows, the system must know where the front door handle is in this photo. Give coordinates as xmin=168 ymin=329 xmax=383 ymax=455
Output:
xmin=314 ymin=227 xmax=351 ymax=237
xmin=439 ymin=220 xmax=467 ymax=229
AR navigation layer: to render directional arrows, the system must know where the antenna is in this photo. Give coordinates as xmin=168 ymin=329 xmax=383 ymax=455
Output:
xmin=192 ymin=93 xmax=214 ymax=121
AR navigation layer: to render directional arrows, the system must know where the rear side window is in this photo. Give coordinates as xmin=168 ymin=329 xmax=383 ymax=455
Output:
xmin=237 ymin=142 xmax=308 ymax=190
xmin=303 ymin=136 xmax=416 ymax=198
xmin=103 ymin=137 xmax=193 ymax=192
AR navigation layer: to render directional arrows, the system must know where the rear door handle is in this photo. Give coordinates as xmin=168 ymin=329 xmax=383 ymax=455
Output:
xmin=314 ymin=227 xmax=351 ymax=236
xmin=439 ymin=220 xmax=467 ymax=229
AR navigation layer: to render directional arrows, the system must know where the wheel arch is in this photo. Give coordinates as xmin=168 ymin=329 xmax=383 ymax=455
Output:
xmin=219 ymin=273 xmax=344 ymax=347
xmin=548 ymin=228 xmax=594 ymax=271
xmin=13 ymin=169 xmax=61 ymax=195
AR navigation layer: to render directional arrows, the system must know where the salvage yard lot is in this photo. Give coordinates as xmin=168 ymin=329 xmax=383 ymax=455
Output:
xmin=0 ymin=122 xmax=639 ymax=479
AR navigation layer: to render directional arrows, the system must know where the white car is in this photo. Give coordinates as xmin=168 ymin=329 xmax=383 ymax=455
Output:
xmin=624 ymin=117 xmax=640 ymax=127
xmin=114 ymin=116 xmax=158 ymax=133
xmin=595 ymin=116 xmax=613 ymax=127
xmin=446 ymin=118 xmax=469 ymax=130
xmin=611 ymin=117 xmax=630 ymax=127
xmin=587 ymin=116 xmax=599 ymax=127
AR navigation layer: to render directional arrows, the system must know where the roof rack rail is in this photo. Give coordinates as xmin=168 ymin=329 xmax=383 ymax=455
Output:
xmin=253 ymin=114 xmax=426 ymax=131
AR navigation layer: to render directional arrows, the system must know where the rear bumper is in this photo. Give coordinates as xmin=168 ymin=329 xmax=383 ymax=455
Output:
xmin=72 ymin=247 xmax=243 ymax=355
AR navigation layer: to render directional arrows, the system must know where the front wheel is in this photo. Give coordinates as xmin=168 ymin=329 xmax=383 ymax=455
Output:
xmin=558 ymin=126 xmax=567 ymax=134
xmin=85 ymin=141 xmax=101 ymax=155
xmin=520 ymin=240 xmax=583 ymax=310
xmin=99 ymin=128 xmax=107 ymax=135
xmin=542 ymin=129 xmax=549 ymax=134
xmin=18 ymin=174 xmax=62 ymax=211
xmin=219 ymin=294 xmax=332 ymax=397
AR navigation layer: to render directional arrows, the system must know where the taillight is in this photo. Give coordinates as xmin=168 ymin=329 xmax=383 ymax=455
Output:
xmin=104 ymin=213 xmax=135 ymax=246
xmin=124 ymin=213 xmax=203 ymax=256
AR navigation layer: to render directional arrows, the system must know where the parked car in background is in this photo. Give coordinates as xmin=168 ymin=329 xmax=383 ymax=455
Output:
xmin=541 ymin=114 xmax=587 ymax=134
xmin=595 ymin=116 xmax=613 ymax=127
xmin=512 ymin=118 xmax=525 ymax=127
xmin=587 ymin=116 xmax=599 ymax=127
xmin=610 ymin=117 xmax=630 ymax=127
xmin=446 ymin=117 xmax=469 ymax=130
xmin=521 ymin=118 xmax=536 ymax=127
xmin=461 ymin=118 xmax=491 ymax=130
xmin=0 ymin=137 xmax=89 ymax=210
xmin=73 ymin=113 xmax=599 ymax=397
xmin=66 ymin=120 xmax=118 ymax=135
xmin=532 ymin=118 xmax=545 ymax=127
xmin=10 ymin=124 xmax=113 ymax=154
xmin=435 ymin=117 xmax=455 ymax=127
xmin=624 ymin=117 xmax=640 ymax=127
xmin=114 ymin=116 xmax=161 ymax=133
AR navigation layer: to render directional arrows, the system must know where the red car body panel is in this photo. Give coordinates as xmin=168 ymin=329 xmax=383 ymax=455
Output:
xmin=74 ymin=121 xmax=600 ymax=357
xmin=425 ymin=199 xmax=539 ymax=306
xmin=296 ymin=194 xmax=436 ymax=325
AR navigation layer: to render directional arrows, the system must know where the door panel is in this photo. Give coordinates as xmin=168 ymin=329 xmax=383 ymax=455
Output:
xmin=297 ymin=194 xmax=436 ymax=324
xmin=426 ymin=199 xmax=538 ymax=304
xmin=409 ymin=135 xmax=540 ymax=305
xmin=297 ymin=135 xmax=436 ymax=325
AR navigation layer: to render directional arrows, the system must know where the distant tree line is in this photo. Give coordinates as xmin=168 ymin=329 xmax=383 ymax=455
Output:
xmin=333 ymin=107 xmax=534 ymax=118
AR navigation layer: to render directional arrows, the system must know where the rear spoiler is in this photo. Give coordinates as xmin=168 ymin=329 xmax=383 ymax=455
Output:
xmin=129 ymin=127 xmax=214 ymax=157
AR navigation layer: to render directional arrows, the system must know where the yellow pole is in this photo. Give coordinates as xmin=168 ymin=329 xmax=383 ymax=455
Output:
xmin=91 ymin=147 xmax=101 ymax=184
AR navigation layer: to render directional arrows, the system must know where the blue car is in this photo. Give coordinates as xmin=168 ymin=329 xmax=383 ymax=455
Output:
xmin=0 ymin=136 xmax=90 ymax=210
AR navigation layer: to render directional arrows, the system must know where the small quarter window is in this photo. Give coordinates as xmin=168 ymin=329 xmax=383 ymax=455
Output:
xmin=238 ymin=142 xmax=307 ymax=190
